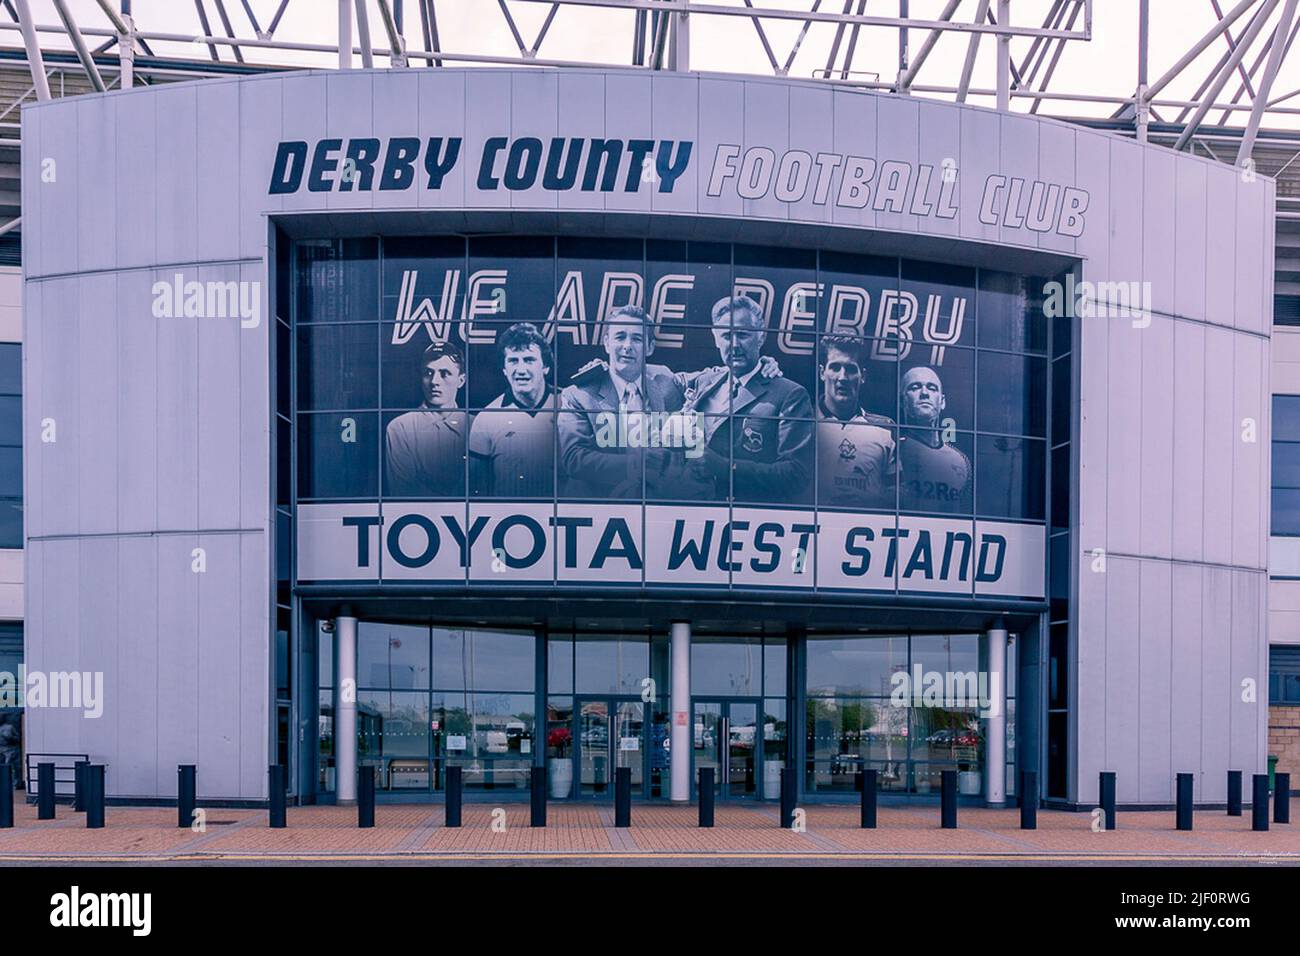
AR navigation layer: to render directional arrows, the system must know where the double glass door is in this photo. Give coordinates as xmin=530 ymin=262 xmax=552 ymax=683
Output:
xmin=576 ymin=699 xmax=644 ymax=797
xmin=693 ymin=700 xmax=761 ymax=799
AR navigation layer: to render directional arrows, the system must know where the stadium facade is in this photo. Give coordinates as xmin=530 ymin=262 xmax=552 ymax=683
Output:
xmin=18 ymin=66 xmax=1276 ymax=808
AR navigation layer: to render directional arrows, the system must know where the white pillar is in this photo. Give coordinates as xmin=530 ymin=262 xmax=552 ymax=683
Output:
xmin=670 ymin=620 xmax=691 ymax=802
xmin=335 ymin=613 xmax=358 ymax=805
xmin=983 ymin=623 xmax=1008 ymax=806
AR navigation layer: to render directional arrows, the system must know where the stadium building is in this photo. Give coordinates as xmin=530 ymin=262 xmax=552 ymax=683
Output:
xmin=4 ymin=1 xmax=1299 ymax=809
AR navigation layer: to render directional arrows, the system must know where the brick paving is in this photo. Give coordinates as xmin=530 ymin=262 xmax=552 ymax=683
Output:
xmin=0 ymin=799 xmax=1297 ymax=863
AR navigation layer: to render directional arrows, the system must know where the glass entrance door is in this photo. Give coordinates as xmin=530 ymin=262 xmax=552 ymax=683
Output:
xmin=693 ymin=700 xmax=761 ymax=799
xmin=576 ymin=699 xmax=644 ymax=797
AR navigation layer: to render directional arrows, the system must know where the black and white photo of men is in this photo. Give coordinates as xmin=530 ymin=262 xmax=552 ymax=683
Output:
xmin=674 ymin=295 xmax=814 ymax=504
xmin=385 ymin=342 xmax=468 ymax=497
xmin=816 ymin=335 xmax=897 ymax=509
xmin=898 ymin=365 xmax=971 ymax=508
xmin=559 ymin=305 xmax=686 ymax=498
xmin=468 ymin=322 xmax=557 ymax=498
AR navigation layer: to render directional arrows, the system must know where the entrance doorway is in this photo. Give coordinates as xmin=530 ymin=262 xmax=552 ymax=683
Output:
xmin=575 ymin=699 xmax=645 ymax=797
xmin=693 ymin=700 xmax=762 ymax=799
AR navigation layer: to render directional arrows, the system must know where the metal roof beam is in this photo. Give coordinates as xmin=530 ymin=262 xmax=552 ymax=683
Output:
xmin=1238 ymin=0 xmax=1299 ymax=163
xmin=52 ymin=0 xmax=106 ymax=92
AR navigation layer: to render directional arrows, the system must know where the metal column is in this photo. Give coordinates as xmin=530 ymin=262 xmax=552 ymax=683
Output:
xmin=335 ymin=613 xmax=359 ymax=805
xmin=670 ymin=620 xmax=691 ymax=802
xmin=983 ymin=623 xmax=1008 ymax=806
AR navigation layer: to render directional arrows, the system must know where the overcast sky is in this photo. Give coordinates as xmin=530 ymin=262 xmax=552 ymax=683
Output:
xmin=18 ymin=1 xmax=1300 ymax=129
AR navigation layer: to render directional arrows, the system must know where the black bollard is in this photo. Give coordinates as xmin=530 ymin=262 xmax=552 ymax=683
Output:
xmin=73 ymin=760 xmax=89 ymax=812
xmin=1252 ymin=773 xmax=1269 ymax=831
xmin=1021 ymin=770 xmax=1038 ymax=830
xmin=1227 ymin=770 xmax=1243 ymax=816
xmin=699 ymin=767 xmax=715 ymax=828
xmin=779 ymin=767 xmax=795 ymax=829
xmin=445 ymin=766 xmax=462 ymax=828
xmin=1176 ymin=773 xmax=1193 ymax=831
xmin=268 ymin=765 xmax=286 ymax=828
xmin=0 ymin=764 xmax=11 ymax=828
xmin=1274 ymin=772 xmax=1290 ymax=825
xmin=37 ymin=762 xmax=55 ymax=820
xmin=1099 ymin=771 xmax=1117 ymax=830
xmin=85 ymin=765 xmax=105 ymax=829
xmin=177 ymin=765 xmax=196 ymax=829
xmin=614 ymin=766 xmax=631 ymax=828
xmin=940 ymin=770 xmax=957 ymax=829
xmin=358 ymin=767 xmax=375 ymax=829
xmin=860 ymin=770 xmax=877 ymax=829
xmin=530 ymin=766 xmax=546 ymax=828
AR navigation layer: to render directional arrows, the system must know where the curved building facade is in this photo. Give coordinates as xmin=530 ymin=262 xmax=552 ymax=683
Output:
xmin=20 ymin=68 xmax=1273 ymax=807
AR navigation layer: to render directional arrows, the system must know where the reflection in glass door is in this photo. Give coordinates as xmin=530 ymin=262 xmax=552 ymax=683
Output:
xmin=577 ymin=699 xmax=644 ymax=797
xmin=693 ymin=700 xmax=761 ymax=799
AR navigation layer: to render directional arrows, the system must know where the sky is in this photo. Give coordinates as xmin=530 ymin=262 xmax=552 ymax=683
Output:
xmin=13 ymin=0 xmax=1300 ymax=130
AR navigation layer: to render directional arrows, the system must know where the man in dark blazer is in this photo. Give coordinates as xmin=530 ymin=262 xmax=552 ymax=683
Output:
xmin=559 ymin=305 xmax=686 ymax=498
xmin=678 ymin=296 xmax=813 ymax=504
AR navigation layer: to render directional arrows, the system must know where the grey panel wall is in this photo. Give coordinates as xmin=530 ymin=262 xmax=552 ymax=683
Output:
xmin=21 ymin=69 xmax=1272 ymax=803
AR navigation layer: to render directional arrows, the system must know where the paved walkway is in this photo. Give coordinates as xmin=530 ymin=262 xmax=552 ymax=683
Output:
xmin=2 ymin=801 xmax=1298 ymax=864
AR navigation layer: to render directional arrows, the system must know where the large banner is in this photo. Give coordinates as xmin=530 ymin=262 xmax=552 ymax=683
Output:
xmin=294 ymin=236 xmax=1053 ymax=599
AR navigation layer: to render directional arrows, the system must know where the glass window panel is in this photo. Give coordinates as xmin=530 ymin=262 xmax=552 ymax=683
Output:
xmin=1051 ymin=443 xmax=1070 ymax=532
xmin=1047 ymin=274 xmax=1073 ymax=358
xmin=296 ymin=238 xmax=379 ymax=324
xmin=358 ymin=623 xmax=430 ymax=689
xmin=1272 ymin=488 xmax=1300 ymax=536
xmin=764 ymin=637 xmax=787 ymax=697
xmin=900 ymin=345 xmax=973 ymax=435
xmin=297 ymin=323 xmax=379 ymax=410
xmin=383 ymin=324 xmax=472 ymax=414
xmin=1051 ymin=352 xmax=1071 ymax=443
xmin=574 ymin=634 xmax=649 ymax=695
xmin=976 ymin=435 xmax=1046 ymax=520
xmin=910 ymin=633 xmax=980 ymax=674
xmin=1274 ymin=395 xmax=1300 ymax=441
xmin=977 ymin=270 xmax=1046 ymax=352
xmin=432 ymin=627 xmax=534 ymax=691
xmin=804 ymin=697 xmax=907 ymax=793
xmin=548 ymin=635 xmax=574 ymax=694
xmin=899 ymin=259 xmax=976 ymax=350
xmin=358 ymin=690 xmax=430 ymax=789
xmin=382 ymin=408 xmax=466 ymax=499
xmin=691 ymin=637 xmax=761 ymax=695
xmin=805 ymin=635 xmax=907 ymax=697
xmin=318 ymin=627 xmax=334 ymax=689
xmin=898 ymin=428 xmax=973 ymax=515
xmin=296 ymin=412 xmax=379 ymax=499
xmin=1272 ymin=441 xmax=1300 ymax=488
xmin=732 ymin=243 xmax=819 ymax=401
xmin=977 ymin=352 xmax=1047 ymax=437
xmin=467 ymin=409 xmax=556 ymax=499
xmin=1048 ymin=623 xmax=1069 ymax=710
xmin=644 ymin=239 xmax=731 ymax=326
xmin=0 ymin=343 xmax=21 ymax=395
xmin=0 ymin=446 xmax=19 ymax=497
xmin=437 ymin=691 xmax=535 ymax=791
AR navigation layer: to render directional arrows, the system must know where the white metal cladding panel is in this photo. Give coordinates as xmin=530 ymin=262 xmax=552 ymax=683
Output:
xmin=557 ymin=70 xmax=605 ymax=214
xmin=1073 ymin=563 xmax=1106 ymax=804
xmin=1035 ymin=119 xmax=1075 ymax=256
xmin=605 ymin=72 xmax=651 ymax=216
xmin=1075 ymin=285 xmax=1108 ymax=557
xmin=788 ymin=84 xmax=835 ymax=226
xmin=741 ymin=78 xmax=790 ymax=224
xmin=154 ymin=273 xmax=201 ymax=532
xmin=698 ymin=77 xmax=745 ymax=220
xmin=197 ymin=532 xmax=242 ymax=797
xmin=1173 ymin=159 xmax=1208 ymax=323
xmin=20 ymin=539 xmax=41 ymax=752
xmin=155 ymin=533 xmax=200 ymax=789
xmin=196 ymin=81 xmax=242 ymax=262
xmin=33 ymin=540 xmax=81 ymax=756
xmin=1235 ymin=176 xmax=1269 ymax=335
xmin=239 ymin=260 xmax=270 ymax=531
xmin=1169 ymin=563 xmax=1206 ymax=795
xmin=1199 ymin=566 xmax=1233 ymax=787
xmin=279 ymin=73 xmax=328 ymax=217
xmin=196 ymin=264 xmax=245 ymax=530
xmin=1140 ymin=148 xmax=1177 ymax=320
xmin=1137 ymin=560 xmax=1173 ymax=803
xmin=1072 ymin=129 xmax=1111 ymax=279
xmin=1170 ymin=321 xmax=1207 ymax=562
xmin=115 ymin=535 xmax=159 ymax=797
xmin=33 ymin=277 xmax=78 ymax=538
xmin=21 ymin=278 xmax=42 ymax=535
xmin=1103 ymin=318 xmax=1142 ymax=556
xmin=957 ymin=104 xmax=998 ymax=243
xmin=1204 ymin=165 xmax=1238 ymax=328
xmin=1138 ymin=316 xmax=1175 ymax=559
xmin=371 ymin=70 xmax=420 ymax=213
xmin=874 ymin=95 xmax=919 ymax=235
xmin=325 ymin=71 xmax=374 ymax=214
xmin=239 ymin=76 xmax=282 ymax=259
xmin=153 ymin=84 xmax=200 ymax=267
xmin=650 ymin=73 xmax=699 ymax=217
xmin=239 ymin=530 xmax=270 ymax=800
xmin=996 ymin=113 xmax=1038 ymax=250
xmin=76 ymin=537 xmax=116 ymax=770
xmin=1232 ymin=335 xmax=1267 ymax=568
xmin=465 ymin=71 xmax=512 ymax=212
xmin=1103 ymin=555 xmax=1141 ymax=800
xmin=75 ymin=96 xmax=117 ymax=274
xmin=116 ymin=270 xmax=159 ymax=533
xmin=1201 ymin=324 xmax=1237 ymax=566
xmin=76 ymin=272 xmax=119 ymax=536
xmin=20 ymin=103 xmax=40 ymax=279
xmin=36 ymin=101 xmax=78 ymax=277
xmin=830 ymin=86 xmax=877 ymax=232
xmin=1107 ymin=138 xmax=1144 ymax=303
xmin=115 ymin=91 xmax=158 ymax=271
xmin=1230 ymin=571 xmax=1265 ymax=769
xmin=417 ymin=70 xmax=468 ymax=211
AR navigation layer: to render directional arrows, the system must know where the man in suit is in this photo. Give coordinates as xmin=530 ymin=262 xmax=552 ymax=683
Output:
xmin=677 ymin=295 xmax=814 ymax=504
xmin=559 ymin=305 xmax=686 ymax=498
